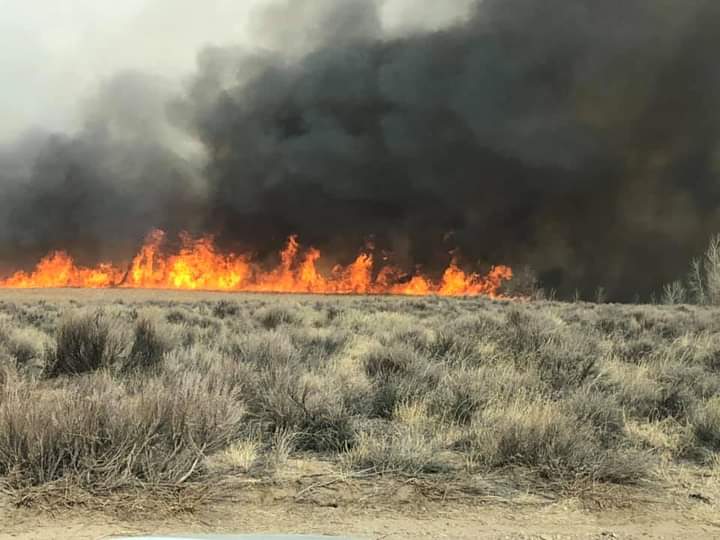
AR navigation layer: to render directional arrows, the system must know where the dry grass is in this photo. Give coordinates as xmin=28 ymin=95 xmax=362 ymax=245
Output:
xmin=0 ymin=290 xmax=718 ymax=503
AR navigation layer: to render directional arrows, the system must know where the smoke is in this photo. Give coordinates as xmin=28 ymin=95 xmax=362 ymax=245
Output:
xmin=2 ymin=0 xmax=720 ymax=299
xmin=0 ymin=72 xmax=206 ymax=270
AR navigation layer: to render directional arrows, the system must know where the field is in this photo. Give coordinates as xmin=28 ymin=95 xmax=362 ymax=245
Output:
xmin=0 ymin=289 xmax=719 ymax=538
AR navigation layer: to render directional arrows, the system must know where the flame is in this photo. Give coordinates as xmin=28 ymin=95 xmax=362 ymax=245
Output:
xmin=0 ymin=230 xmax=513 ymax=297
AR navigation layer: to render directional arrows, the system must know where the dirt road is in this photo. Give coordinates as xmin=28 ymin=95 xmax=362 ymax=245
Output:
xmin=2 ymin=491 xmax=718 ymax=539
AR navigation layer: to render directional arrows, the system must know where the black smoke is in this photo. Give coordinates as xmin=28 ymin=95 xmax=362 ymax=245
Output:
xmin=0 ymin=72 xmax=207 ymax=271
xmin=3 ymin=0 xmax=720 ymax=300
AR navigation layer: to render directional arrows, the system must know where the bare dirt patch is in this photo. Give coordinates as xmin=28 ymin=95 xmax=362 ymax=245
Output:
xmin=1 ymin=457 xmax=719 ymax=539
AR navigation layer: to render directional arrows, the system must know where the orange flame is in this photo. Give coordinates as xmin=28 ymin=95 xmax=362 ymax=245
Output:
xmin=0 ymin=230 xmax=513 ymax=297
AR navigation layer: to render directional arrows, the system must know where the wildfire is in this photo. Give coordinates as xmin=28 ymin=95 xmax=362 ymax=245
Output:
xmin=0 ymin=230 xmax=513 ymax=297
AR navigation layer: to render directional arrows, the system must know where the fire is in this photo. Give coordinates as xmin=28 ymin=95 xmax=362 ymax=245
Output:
xmin=0 ymin=230 xmax=513 ymax=297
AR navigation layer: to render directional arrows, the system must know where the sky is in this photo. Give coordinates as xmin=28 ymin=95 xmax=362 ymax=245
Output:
xmin=0 ymin=0 xmax=474 ymax=143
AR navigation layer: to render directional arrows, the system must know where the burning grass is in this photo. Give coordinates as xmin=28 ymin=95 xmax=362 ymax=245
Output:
xmin=0 ymin=291 xmax=718 ymax=504
xmin=0 ymin=230 xmax=513 ymax=297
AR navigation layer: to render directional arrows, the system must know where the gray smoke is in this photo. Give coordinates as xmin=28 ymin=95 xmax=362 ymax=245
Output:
xmin=2 ymin=0 xmax=720 ymax=299
xmin=0 ymin=72 xmax=206 ymax=270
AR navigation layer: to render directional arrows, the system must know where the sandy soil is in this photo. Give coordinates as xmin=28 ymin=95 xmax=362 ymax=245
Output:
xmin=2 ymin=462 xmax=718 ymax=540
xmin=2 ymin=496 xmax=719 ymax=540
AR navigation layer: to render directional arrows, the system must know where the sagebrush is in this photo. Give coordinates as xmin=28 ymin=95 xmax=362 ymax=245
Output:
xmin=0 ymin=292 xmax=718 ymax=494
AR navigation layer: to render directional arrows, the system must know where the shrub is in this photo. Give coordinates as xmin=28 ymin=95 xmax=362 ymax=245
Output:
xmin=369 ymin=381 xmax=401 ymax=420
xmin=363 ymin=344 xmax=417 ymax=380
xmin=0 ymin=354 xmax=18 ymax=389
xmin=534 ymin=341 xmax=599 ymax=392
xmin=464 ymin=397 xmax=647 ymax=483
xmin=242 ymin=360 xmax=355 ymax=452
xmin=427 ymin=369 xmax=487 ymax=425
xmin=228 ymin=331 xmax=297 ymax=367
xmin=2 ymin=327 xmax=50 ymax=369
xmin=704 ymin=234 xmax=720 ymax=305
xmin=503 ymin=265 xmax=540 ymax=298
xmin=165 ymin=308 xmax=188 ymax=324
xmin=213 ymin=436 xmax=262 ymax=472
xmin=0 ymin=372 xmax=244 ymax=488
xmin=662 ymin=281 xmax=687 ymax=305
xmin=243 ymin=359 xmax=307 ymax=429
xmin=501 ymin=312 xmax=599 ymax=392
xmin=255 ymin=305 xmax=298 ymax=329
xmin=502 ymin=309 xmax=554 ymax=356
xmin=653 ymin=361 xmax=718 ymax=420
xmin=428 ymin=364 xmax=543 ymax=423
xmin=566 ymin=387 xmax=625 ymax=444
xmin=0 ymin=292 xmax=715 ymax=494
xmin=424 ymin=330 xmax=480 ymax=366
xmin=290 ymin=328 xmax=349 ymax=365
xmin=692 ymin=397 xmax=720 ymax=451
xmin=296 ymin=406 xmax=355 ymax=452
xmin=614 ymin=359 xmax=717 ymax=422
xmin=267 ymin=428 xmax=296 ymax=470
xmin=341 ymin=424 xmax=446 ymax=474
xmin=614 ymin=335 xmax=657 ymax=364
xmin=46 ymin=312 xmax=122 ymax=377
xmin=212 ymin=300 xmax=241 ymax=319
xmin=668 ymin=233 xmax=720 ymax=306
xmin=123 ymin=316 xmax=169 ymax=373
xmin=361 ymin=344 xmax=444 ymax=419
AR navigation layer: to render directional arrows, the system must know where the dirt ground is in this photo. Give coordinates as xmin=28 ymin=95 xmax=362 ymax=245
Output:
xmin=2 ymin=496 xmax=718 ymax=540
xmin=2 ymin=461 xmax=718 ymax=540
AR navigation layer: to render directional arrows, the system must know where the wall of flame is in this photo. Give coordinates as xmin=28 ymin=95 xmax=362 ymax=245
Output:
xmin=0 ymin=230 xmax=512 ymax=297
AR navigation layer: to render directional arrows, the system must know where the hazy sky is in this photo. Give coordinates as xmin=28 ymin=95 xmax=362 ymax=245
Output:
xmin=0 ymin=0 xmax=474 ymax=143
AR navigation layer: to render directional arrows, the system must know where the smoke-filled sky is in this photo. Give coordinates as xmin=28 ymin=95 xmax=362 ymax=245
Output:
xmin=0 ymin=0 xmax=472 ymax=140
xmin=1 ymin=0 xmax=719 ymax=300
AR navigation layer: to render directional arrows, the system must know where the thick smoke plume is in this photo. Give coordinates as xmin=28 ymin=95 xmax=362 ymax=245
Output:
xmin=2 ymin=0 xmax=720 ymax=299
